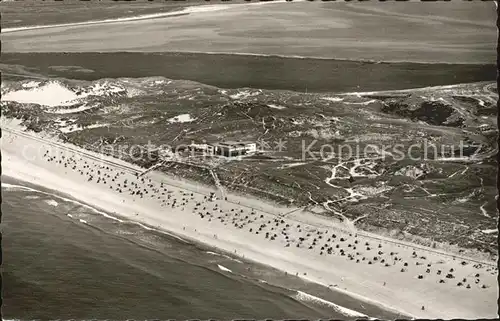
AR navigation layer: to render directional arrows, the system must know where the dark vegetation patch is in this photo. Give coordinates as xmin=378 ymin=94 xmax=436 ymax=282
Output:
xmin=381 ymin=100 xmax=464 ymax=127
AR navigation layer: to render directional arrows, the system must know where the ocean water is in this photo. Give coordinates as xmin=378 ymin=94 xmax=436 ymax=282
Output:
xmin=1 ymin=177 xmax=402 ymax=320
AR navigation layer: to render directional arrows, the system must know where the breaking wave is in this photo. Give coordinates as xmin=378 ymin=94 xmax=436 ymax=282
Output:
xmin=3 ymin=181 xmax=192 ymax=245
xmin=206 ymin=251 xmax=243 ymax=263
xmin=293 ymin=290 xmax=369 ymax=318
xmin=44 ymin=199 xmax=59 ymax=207
xmin=217 ymin=264 xmax=233 ymax=273
xmin=2 ymin=182 xmax=124 ymax=222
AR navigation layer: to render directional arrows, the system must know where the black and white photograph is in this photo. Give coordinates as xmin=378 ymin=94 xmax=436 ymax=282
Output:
xmin=0 ymin=0 xmax=498 ymax=319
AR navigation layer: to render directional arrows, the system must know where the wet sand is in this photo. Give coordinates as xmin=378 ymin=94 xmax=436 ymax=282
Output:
xmin=2 ymin=1 xmax=495 ymax=64
xmin=1 ymin=119 xmax=498 ymax=319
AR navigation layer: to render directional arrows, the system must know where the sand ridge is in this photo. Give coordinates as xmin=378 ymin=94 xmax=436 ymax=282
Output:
xmin=1 ymin=122 xmax=498 ymax=319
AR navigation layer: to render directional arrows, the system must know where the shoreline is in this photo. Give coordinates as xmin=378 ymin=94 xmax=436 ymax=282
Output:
xmin=1 ymin=119 xmax=498 ymax=319
xmin=0 ymin=166 xmax=408 ymax=319
xmin=1 ymin=12 xmax=188 ymax=34
xmin=2 ymin=5 xmax=494 ymax=65
xmin=117 ymin=50 xmax=494 ymax=66
xmin=1 ymin=1 xmax=289 ymax=34
xmin=3 ymin=122 xmax=495 ymax=266
xmin=1 ymin=176 xmax=385 ymax=319
xmin=1 ymin=50 xmax=493 ymax=68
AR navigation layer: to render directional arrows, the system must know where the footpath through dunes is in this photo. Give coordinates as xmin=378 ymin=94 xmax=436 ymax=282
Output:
xmin=1 ymin=120 xmax=497 ymax=319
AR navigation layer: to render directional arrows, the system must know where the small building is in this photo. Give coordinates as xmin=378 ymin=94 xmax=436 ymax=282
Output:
xmin=187 ymin=143 xmax=215 ymax=154
xmin=479 ymin=124 xmax=495 ymax=133
xmin=244 ymin=142 xmax=257 ymax=153
xmin=213 ymin=141 xmax=256 ymax=157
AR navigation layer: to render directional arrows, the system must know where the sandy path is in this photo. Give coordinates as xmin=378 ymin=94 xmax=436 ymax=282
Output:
xmin=1 ymin=121 xmax=497 ymax=319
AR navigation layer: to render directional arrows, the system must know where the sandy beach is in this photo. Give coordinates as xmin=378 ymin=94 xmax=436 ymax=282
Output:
xmin=1 ymin=118 xmax=497 ymax=319
xmin=1 ymin=2 xmax=258 ymax=33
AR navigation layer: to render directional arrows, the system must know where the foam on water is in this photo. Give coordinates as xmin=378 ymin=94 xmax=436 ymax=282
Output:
xmin=2 ymin=182 xmax=124 ymax=223
xmin=217 ymin=264 xmax=233 ymax=273
xmin=135 ymin=222 xmax=154 ymax=230
xmin=132 ymin=222 xmax=192 ymax=244
xmin=2 ymin=183 xmax=41 ymax=192
xmin=156 ymin=229 xmax=190 ymax=244
xmin=293 ymin=290 xmax=368 ymax=318
xmin=5 ymin=182 xmax=193 ymax=244
xmin=44 ymin=199 xmax=59 ymax=207
xmin=206 ymin=251 xmax=243 ymax=263
xmin=225 ymin=256 xmax=243 ymax=264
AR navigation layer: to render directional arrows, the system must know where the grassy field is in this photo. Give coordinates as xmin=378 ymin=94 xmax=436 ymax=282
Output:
xmin=0 ymin=53 xmax=495 ymax=93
